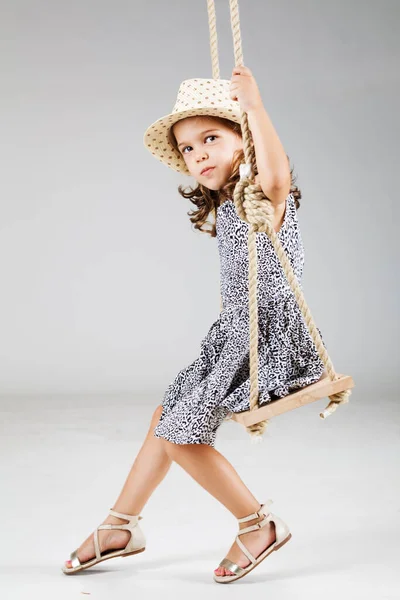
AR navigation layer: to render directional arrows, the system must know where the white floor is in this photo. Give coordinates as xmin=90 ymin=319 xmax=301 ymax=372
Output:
xmin=1 ymin=390 xmax=399 ymax=599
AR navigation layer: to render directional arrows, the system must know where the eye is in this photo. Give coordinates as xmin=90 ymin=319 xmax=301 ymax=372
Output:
xmin=181 ymin=135 xmax=218 ymax=155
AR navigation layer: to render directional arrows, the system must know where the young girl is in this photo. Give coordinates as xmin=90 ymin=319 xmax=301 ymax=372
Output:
xmin=62 ymin=66 xmax=326 ymax=583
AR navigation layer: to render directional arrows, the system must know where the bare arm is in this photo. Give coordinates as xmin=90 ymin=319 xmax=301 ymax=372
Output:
xmin=247 ymin=103 xmax=291 ymax=206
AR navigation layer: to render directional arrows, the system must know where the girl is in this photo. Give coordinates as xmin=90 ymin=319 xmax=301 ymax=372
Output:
xmin=62 ymin=66 xmax=326 ymax=583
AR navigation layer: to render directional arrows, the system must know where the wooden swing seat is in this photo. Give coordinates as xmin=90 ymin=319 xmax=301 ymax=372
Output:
xmin=230 ymin=371 xmax=355 ymax=427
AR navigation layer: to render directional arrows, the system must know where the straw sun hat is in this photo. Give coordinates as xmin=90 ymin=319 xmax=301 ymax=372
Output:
xmin=143 ymin=78 xmax=242 ymax=175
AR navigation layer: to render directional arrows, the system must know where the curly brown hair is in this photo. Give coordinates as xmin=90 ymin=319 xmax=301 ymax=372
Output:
xmin=167 ymin=116 xmax=302 ymax=237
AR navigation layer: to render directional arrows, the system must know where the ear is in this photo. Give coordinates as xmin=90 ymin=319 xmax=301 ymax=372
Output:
xmin=254 ymin=173 xmax=260 ymax=183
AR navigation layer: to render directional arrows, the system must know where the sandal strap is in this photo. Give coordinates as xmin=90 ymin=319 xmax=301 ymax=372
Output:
xmin=109 ymin=508 xmax=142 ymax=521
xmin=69 ymin=550 xmax=81 ymax=568
xmin=234 ymin=512 xmax=275 ymax=566
xmin=237 ymin=499 xmax=273 ymax=523
xmin=93 ymin=509 xmax=143 ymax=559
xmin=98 ymin=523 xmax=131 ymax=531
xmin=94 ymin=524 xmax=130 ymax=558
xmin=238 ymin=512 xmax=273 ymax=535
xmin=236 ymin=534 xmax=256 ymax=565
xmin=218 ymin=557 xmax=245 ymax=576
xmin=93 ymin=527 xmax=101 ymax=560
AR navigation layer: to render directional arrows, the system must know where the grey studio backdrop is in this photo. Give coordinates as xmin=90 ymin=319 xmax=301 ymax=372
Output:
xmin=0 ymin=1 xmax=398 ymax=400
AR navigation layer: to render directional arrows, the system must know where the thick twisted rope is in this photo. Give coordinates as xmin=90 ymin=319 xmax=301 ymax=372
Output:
xmin=207 ymin=0 xmax=351 ymax=441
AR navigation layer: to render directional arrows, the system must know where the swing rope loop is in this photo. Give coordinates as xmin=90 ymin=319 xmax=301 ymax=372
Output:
xmin=207 ymin=0 xmax=351 ymax=441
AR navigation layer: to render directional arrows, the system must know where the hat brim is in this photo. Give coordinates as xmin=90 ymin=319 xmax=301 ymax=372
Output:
xmin=143 ymin=106 xmax=242 ymax=175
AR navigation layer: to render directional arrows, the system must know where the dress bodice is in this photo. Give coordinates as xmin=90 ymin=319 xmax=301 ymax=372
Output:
xmin=216 ymin=193 xmax=305 ymax=309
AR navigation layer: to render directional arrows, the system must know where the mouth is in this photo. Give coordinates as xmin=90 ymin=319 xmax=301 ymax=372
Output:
xmin=201 ymin=167 xmax=215 ymax=176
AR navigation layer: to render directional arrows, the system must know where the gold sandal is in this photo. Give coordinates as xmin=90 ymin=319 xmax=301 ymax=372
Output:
xmin=62 ymin=508 xmax=146 ymax=575
xmin=213 ymin=499 xmax=292 ymax=584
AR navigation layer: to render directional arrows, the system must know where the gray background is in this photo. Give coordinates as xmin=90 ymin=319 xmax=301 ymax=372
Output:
xmin=1 ymin=2 xmax=399 ymax=598
xmin=0 ymin=0 xmax=398 ymax=397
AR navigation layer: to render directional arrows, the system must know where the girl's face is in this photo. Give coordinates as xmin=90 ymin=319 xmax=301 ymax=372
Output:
xmin=172 ymin=116 xmax=243 ymax=190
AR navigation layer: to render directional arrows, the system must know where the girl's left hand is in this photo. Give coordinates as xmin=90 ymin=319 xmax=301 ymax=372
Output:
xmin=229 ymin=66 xmax=263 ymax=113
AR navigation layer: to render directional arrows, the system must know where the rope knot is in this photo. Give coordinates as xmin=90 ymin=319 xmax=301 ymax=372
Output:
xmin=234 ymin=177 xmax=275 ymax=233
xmin=320 ymin=388 xmax=352 ymax=419
xmin=247 ymin=419 xmax=269 ymax=441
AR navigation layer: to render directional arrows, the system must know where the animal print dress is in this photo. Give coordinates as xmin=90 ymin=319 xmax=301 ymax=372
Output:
xmin=153 ymin=192 xmax=326 ymax=447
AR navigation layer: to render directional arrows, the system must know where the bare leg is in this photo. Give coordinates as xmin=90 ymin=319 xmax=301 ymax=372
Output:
xmin=111 ymin=405 xmax=172 ymax=514
xmin=162 ymin=440 xmax=276 ymax=578
xmin=65 ymin=405 xmax=171 ymax=569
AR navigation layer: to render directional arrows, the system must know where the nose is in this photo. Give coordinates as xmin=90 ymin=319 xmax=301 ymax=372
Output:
xmin=197 ymin=151 xmax=209 ymax=162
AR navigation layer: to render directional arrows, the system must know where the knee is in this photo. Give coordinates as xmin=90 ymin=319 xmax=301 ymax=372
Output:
xmin=159 ymin=438 xmax=181 ymax=460
xmin=149 ymin=406 xmax=178 ymax=456
xmin=149 ymin=406 xmax=192 ymax=456
xmin=160 ymin=437 xmax=201 ymax=458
